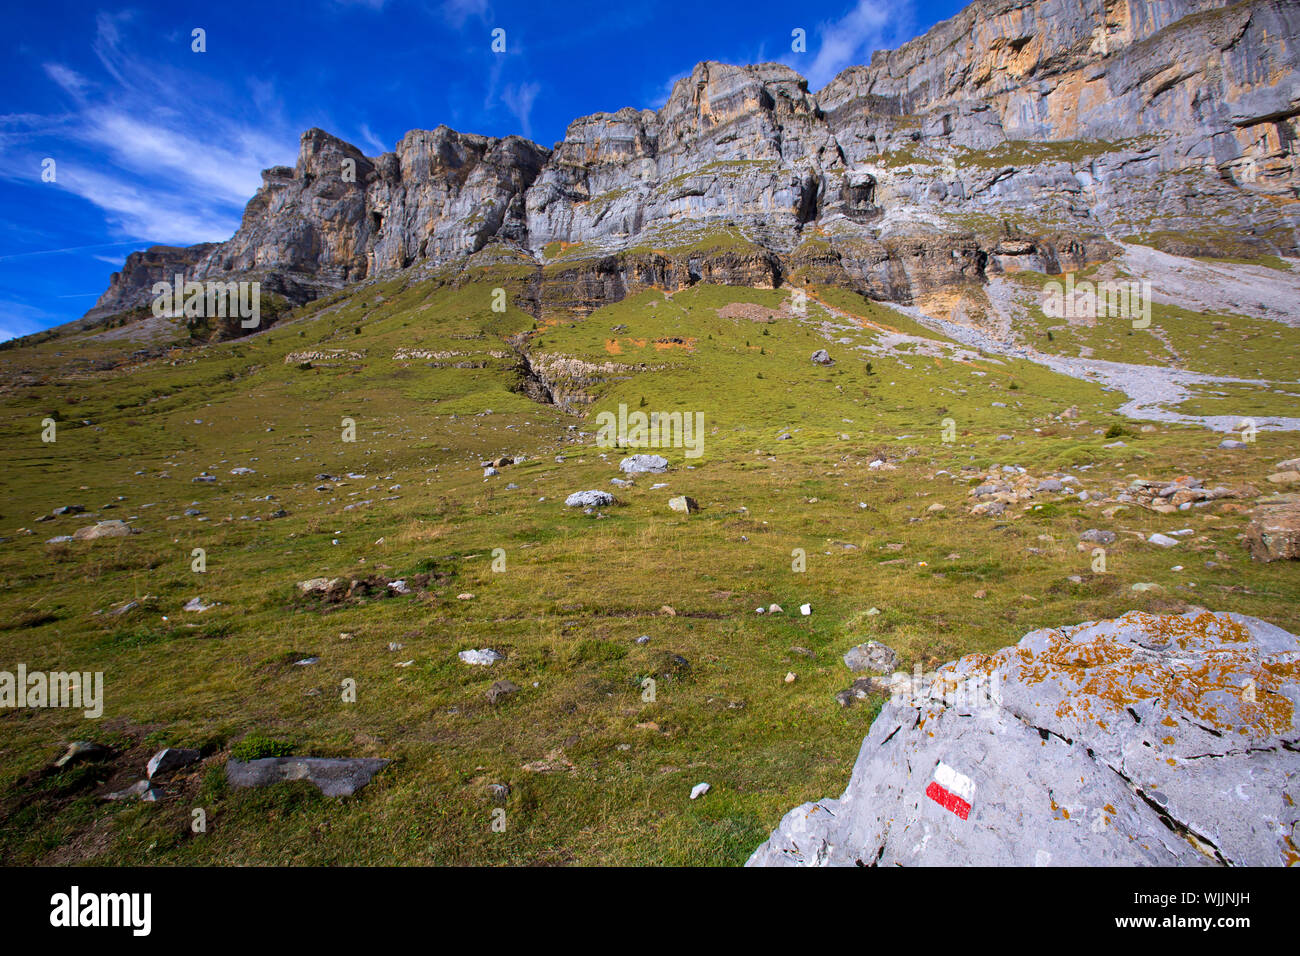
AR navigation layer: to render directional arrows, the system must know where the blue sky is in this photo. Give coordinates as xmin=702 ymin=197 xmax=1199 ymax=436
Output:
xmin=0 ymin=0 xmax=966 ymax=340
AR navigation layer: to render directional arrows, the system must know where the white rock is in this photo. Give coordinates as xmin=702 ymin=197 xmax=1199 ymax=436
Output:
xmin=458 ymin=649 xmax=502 ymax=666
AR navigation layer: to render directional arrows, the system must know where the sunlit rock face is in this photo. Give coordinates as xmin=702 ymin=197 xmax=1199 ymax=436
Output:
xmin=86 ymin=0 xmax=1300 ymax=323
xmin=749 ymin=610 xmax=1300 ymax=867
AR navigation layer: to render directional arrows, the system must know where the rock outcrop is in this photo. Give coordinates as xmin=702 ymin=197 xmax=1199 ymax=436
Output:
xmin=749 ymin=610 xmax=1300 ymax=866
xmin=85 ymin=0 xmax=1300 ymax=327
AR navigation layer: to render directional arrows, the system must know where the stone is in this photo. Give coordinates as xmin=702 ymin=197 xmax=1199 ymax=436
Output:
xmin=183 ymin=597 xmax=214 ymax=612
xmin=619 ymin=454 xmax=669 ymax=474
xmin=458 ymin=648 xmax=503 ymax=665
xmin=1079 ymin=529 xmax=1116 ymax=545
xmin=54 ymin=741 xmax=110 ymax=769
xmin=1219 ymin=439 xmax=1247 ymax=449
xmin=71 ymin=520 xmax=132 ymax=541
xmin=565 ymin=490 xmax=614 ymax=508
xmin=750 ymin=611 xmax=1300 ymax=867
xmin=146 ymin=748 xmax=201 ymax=779
xmin=1148 ymin=533 xmax=1180 ymax=548
xmin=1267 ymin=471 xmax=1300 ymax=485
xmin=690 ymin=782 xmax=710 ymax=800
xmin=226 ymin=757 xmax=389 ymax=797
xmin=668 ymin=495 xmax=699 ymax=514
xmin=1245 ymin=499 xmax=1300 ymax=562
xmin=104 ymin=780 xmax=164 ymax=802
xmin=486 ymin=680 xmax=519 ymax=704
xmin=298 ymin=577 xmax=341 ymax=593
xmin=810 ymin=349 xmax=833 ymax=366
xmin=842 ymin=640 xmax=900 ymax=674
xmin=1036 ymin=479 xmax=1064 ymax=493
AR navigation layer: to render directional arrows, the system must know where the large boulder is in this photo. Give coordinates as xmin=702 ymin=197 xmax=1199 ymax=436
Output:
xmin=619 ymin=455 xmax=669 ymax=474
xmin=1245 ymin=495 xmax=1300 ymax=561
xmin=749 ymin=610 xmax=1300 ymax=867
xmin=71 ymin=520 xmax=132 ymax=541
xmin=226 ymin=757 xmax=389 ymax=797
xmin=565 ymin=490 xmax=614 ymax=508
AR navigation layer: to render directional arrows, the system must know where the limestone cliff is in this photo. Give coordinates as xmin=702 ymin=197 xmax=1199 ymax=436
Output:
xmin=85 ymin=0 xmax=1300 ymax=326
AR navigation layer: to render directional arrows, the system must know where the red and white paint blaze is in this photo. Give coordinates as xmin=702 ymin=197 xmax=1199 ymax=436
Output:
xmin=925 ymin=762 xmax=975 ymax=820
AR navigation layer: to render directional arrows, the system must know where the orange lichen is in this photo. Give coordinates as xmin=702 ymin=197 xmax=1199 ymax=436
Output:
xmin=1001 ymin=612 xmax=1296 ymax=737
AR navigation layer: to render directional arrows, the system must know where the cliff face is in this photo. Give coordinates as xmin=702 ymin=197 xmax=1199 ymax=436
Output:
xmin=85 ymin=0 xmax=1300 ymax=325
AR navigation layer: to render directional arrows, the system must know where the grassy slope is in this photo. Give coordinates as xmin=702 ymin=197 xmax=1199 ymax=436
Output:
xmin=0 ymin=268 xmax=1297 ymax=865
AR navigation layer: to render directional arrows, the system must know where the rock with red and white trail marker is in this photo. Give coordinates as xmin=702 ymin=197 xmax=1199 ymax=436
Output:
xmin=749 ymin=610 xmax=1300 ymax=867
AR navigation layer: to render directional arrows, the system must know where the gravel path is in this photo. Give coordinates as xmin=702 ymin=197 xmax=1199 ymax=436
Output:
xmin=879 ymin=301 xmax=1300 ymax=433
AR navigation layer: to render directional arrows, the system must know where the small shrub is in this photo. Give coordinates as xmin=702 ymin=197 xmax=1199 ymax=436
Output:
xmin=230 ymin=733 xmax=294 ymax=761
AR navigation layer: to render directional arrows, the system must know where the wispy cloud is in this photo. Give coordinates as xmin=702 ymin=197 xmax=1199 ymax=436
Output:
xmin=358 ymin=123 xmax=388 ymax=155
xmin=4 ymin=11 xmax=300 ymax=246
xmin=792 ymin=0 xmax=915 ymax=90
xmin=501 ymin=82 xmax=541 ymax=138
xmin=442 ymin=0 xmax=491 ymax=28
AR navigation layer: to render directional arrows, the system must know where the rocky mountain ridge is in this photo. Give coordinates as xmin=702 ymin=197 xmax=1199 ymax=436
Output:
xmin=86 ymin=0 xmax=1300 ymax=327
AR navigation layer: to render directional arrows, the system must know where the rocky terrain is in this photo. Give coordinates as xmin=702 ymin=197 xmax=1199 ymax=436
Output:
xmin=1 ymin=0 xmax=1298 ymax=869
xmin=83 ymin=0 xmax=1300 ymax=328
xmin=749 ymin=609 xmax=1300 ymax=866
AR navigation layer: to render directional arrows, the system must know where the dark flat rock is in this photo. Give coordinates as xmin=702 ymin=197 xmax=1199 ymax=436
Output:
xmin=226 ymin=757 xmax=389 ymax=797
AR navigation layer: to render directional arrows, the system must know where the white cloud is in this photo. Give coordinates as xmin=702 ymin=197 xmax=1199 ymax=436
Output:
xmin=501 ymin=81 xmax=540 ymax=139
xmin=55 ymin=165 xmax=240 ymax=245
xmin=2 ymin=12 xmax=301 ymax=247
xmin=43 ymin=63 xmax=91 ymax=97
xmin=793 ymin=0 xmax=916 ymax=90
xmin=442 ymin=0 xmax=490 ymax=28
xmin=358 ymin=123 xmax=388 ymax=155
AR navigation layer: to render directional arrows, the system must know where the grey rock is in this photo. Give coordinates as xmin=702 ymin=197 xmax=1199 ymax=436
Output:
xmin=668 ymin=495 xmax=699 ymax=514
xmin=486 ymin=680 xmax=520 ymax=704
xmin=811 ymin=349 xmax=833 ymax=366
xmin=842 ymin=640 xmax=900 ymax=674
xmin=226 ymin=757 xmax=390 ymax=797
xmin=54 ymin=741 xmax=110 ymax=769
xmin=104 ymin=780 xmax=164 ymax=802
xmin=1148 ymin=533 xmax=1181 ymax=548
xmin=458 ymin=648 xmax=503 ymax=665
xmin=565 ymin=490 xmax=614 ymax=507
xmin=147 ymin=748 xmax=201 ymax=779
xmin=1036 ymin=479 xmax=1064 ymax=493
xmin=1079 ymin=529 xmax=1116 ymax=545
xmin=71 ymin=520 xmax=132 ymax=541
xmin=619 ymin=454 xmax=669 ymax=474
xmin=750 ymin=610 xmax=1300 ymax=866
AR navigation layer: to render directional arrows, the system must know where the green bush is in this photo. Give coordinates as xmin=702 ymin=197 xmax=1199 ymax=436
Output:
xmin=230 ymin=733 xmax=294 ymax=761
